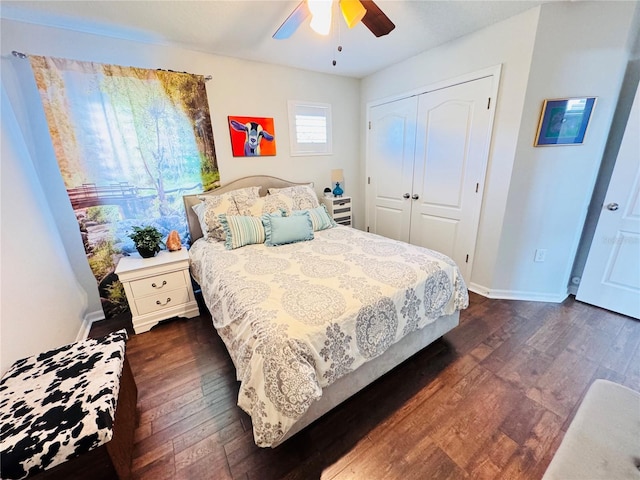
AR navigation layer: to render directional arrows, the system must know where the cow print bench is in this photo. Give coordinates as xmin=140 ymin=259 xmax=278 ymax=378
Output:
xmin=0 ymin=329 xmax=137 ymax=480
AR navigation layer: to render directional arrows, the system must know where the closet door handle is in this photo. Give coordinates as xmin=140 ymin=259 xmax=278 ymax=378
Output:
xmin=403 ymin=193 xmax=410 ymax=199
xmin=412 ymin=194 xmax=419 ymax=200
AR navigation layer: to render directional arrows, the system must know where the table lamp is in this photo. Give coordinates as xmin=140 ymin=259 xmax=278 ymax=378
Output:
xmin=331 ymin=169 xmax=344 ymax=197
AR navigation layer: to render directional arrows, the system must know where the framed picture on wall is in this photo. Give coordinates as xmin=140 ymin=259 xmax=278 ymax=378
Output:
xmin=228 ymin=116 xmax=276 ymax=157
xmin=534 ymin=97 xmax=596 ymax=146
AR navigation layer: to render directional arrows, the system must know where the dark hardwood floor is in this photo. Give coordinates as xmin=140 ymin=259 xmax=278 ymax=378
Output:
xmin=89 ymin=293 xmax=640 ymax=479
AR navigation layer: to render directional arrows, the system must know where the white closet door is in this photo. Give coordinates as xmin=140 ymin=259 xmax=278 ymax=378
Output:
xmin=576 ymin=86 xmax=640 ymax=319
xmin=367 ymin=96 xmax=418 ymax=242
xmin=410 ymin=77 xmax=493 ymax=282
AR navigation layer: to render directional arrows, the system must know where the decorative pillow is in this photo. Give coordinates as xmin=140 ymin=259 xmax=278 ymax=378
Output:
xmin=262 ymin=211 xmax=314 ymax=246
xmin=268 ymin=184 xmax=320 ymax=210
xmin=191 ymin=201 xmax=209 ymax=238
xmin=193 ymin=193 xmax=238 ymax=240
xmin=230 ymin=186 xmax=261 ymax=207
xmin=196 ymin=187 xmax=261 ymax=240
xmin=235 ymin=192 xmax=294 ymax=217
xmin=294 ymin=205 xmax=337 ymax=231
xmin=219 ymin=214 xmax=267 ymax=250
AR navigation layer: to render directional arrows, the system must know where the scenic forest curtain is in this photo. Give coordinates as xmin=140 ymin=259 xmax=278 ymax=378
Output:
xmin=30 ymin=56 xmax=218 ymax=317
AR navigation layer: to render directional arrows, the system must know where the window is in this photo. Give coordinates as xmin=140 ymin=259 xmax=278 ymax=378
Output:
xmin=288 ymin=101 xmax=332 ymax=156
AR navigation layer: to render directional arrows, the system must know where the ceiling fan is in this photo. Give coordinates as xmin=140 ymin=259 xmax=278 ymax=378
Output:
xmin=273 ymin=0 xmax=395 ymax=39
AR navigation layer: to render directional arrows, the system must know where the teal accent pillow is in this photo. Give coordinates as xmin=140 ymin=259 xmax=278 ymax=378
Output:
xmin=263 ymin=211 xmax=314 ymax=246
xmin=219 ymin=214 xmax=266 ymax=250
xmin=294 ymin=205 xmax=337 ymax=231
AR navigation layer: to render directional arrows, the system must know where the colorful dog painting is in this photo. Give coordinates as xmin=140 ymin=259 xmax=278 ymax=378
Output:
xmin=228 ymin=116 xmax=276 ymax=157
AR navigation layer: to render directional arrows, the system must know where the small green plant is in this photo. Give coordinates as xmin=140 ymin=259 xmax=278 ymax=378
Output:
xmin=129 ymin=225 xmax=164 ymax=257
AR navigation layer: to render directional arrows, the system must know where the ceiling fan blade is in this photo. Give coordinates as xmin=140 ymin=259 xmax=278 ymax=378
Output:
xmin=340 ymin=0 xmax=366 ymax=29
xmin=361 ymin=0 xmax=395 ymax=37
xmin=273 ymin=1 xmax=311 ymax=39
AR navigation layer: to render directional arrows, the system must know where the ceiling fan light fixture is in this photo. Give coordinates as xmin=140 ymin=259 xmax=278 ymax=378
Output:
xmin=340 ymin=0 xmax=366 ymax=29
xmin=308 ymin=0 xmax=333 ymax=35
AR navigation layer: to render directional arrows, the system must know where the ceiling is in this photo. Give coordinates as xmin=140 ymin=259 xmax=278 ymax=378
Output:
xmin=1 ymin=0 xmax=550 ymax=78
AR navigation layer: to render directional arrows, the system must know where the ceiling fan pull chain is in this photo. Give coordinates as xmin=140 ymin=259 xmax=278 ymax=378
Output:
xmin=333 ymin=4 xmax=343 ymax=67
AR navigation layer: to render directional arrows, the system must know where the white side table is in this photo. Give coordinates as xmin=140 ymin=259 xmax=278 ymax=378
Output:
xmin=115 ymin=248 xmax=199 ymax=334
xmin=321 ymin=195 xmax=352 ymax=227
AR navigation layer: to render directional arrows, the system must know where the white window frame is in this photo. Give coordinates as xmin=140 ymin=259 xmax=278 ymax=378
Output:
xmin=287 ymin=100 xmax=333 ymax=156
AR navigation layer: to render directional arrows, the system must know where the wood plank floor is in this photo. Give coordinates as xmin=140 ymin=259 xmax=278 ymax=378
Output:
xmin=89 ymin=293 xmax=640 ymax=479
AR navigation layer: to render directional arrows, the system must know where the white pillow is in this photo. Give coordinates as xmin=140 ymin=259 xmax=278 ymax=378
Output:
xmin=191 ymin=201 xmax=209 ymax=239
xmin=195 ymin=186 xmax=261 ymax=240
xmin=236 ymin=193 xmax=295 ymax=217
xmin=268 ymin=184 xmax=319 ymax=210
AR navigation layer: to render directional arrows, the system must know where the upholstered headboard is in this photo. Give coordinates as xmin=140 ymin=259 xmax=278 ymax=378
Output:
xmin=183 ymin=175 xmax=311 ymax=243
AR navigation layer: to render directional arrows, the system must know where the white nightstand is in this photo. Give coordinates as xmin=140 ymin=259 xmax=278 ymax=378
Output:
xmin=321 ymin=196 xmax=352 ymax=227
xmin=115 ymin=248 xmax=199 ymax=334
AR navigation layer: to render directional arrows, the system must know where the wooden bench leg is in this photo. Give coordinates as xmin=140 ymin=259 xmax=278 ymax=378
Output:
xmin=107 ymin=357 xmax=137 ymax=480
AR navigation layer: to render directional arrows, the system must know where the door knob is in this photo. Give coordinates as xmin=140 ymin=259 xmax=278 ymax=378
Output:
xmin=412 ymin=194 xmax=419 ymax=200
xmin=403 ymin=193 xmax=410 ymax=199
xmin=606 ymin=203 xmax=619 ymax=211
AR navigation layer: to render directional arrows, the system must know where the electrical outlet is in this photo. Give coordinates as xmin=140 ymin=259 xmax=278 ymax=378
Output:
xmin=534 ymin=249 xmax=547 ymax=262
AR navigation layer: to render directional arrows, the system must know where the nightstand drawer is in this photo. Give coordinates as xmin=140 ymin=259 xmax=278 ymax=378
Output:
xmin=327 ymin=198 xmax=351 ymax=208
xmin=334 ymin=215 xmax=351 ymax=226
xmin=321 ymin=195 xmax=353 ymax=228
xmin=135 ymin=288 xmax=190 ymax=315
xmin=130 ymin=271 xmax=186 ymax=297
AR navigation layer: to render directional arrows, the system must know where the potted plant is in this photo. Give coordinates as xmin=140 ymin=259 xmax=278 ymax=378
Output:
xmin=129 ymin=225 xmax=164 ymax=258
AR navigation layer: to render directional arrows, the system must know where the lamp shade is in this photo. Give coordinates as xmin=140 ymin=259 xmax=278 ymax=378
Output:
xmin=331 ymin=169 xmax=344 ymax=183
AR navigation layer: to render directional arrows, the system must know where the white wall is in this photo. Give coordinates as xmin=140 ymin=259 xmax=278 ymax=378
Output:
xmin=1 ymin=84 xmax=87 ymax=374
xmin=0 ymin=18 xmax=360 ymax=366
xmin=361 ymin=7 xmax=541 ymax=293
xmin=492 ymin=1 xmax=637 ymax=299
xmin=362 ymin=2 xmax=638 ymax=301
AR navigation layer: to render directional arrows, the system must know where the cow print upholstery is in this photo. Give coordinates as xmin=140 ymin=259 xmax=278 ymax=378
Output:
xmin=0 ymin=329 xmax=128 ymax=479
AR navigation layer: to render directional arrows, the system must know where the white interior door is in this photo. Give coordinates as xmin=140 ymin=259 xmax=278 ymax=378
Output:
xmin=576 ymin=86 xmax=640 ymax=319
xmin=410 ymin=77 xmax=494 ymax=281
xmin=367 ymin=96 xmax=418 ymax=242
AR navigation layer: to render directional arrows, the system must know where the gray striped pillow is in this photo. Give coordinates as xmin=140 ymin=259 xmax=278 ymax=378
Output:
xmin=219 ymin=214 xmax=266 ymax=250
xmin=294 ymin=205 xmax=337 ymax=231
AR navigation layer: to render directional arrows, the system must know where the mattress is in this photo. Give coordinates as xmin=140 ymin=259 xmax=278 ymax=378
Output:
xmin=189 ymin=226 xmax=468 ymax=447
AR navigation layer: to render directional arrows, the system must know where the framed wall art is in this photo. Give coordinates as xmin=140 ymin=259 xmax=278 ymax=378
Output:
xmin=228 ymin=116 xmax=276 ymax=157
xmin=534 ymin=97 xmax=596 ymax=146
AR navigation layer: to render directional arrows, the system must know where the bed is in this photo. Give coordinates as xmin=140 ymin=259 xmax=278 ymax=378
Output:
xmin=183 ymin=176 xmax=468 ymax=447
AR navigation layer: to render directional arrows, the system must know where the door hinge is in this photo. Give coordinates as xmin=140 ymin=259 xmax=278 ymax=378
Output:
xmin=487 ymin=97 xmax=491 ymax=110
xmin=368 ymin=121 xmax=372 ymax=130
xmin=465 ymin=254 xmax=469 ymax=263
xmin=368 ymin=176 xmax=371 ymax=185
xmin=367 ymin=226 xmax=370 ymax=232
xmin=475 ymin=183 xmax=479 ymax=193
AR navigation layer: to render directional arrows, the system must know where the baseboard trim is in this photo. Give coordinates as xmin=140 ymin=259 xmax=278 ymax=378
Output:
xmin=468 ymin=282 xmax=568 ymax=303
xmin=76 ymin=309 xmax=105 ymax=341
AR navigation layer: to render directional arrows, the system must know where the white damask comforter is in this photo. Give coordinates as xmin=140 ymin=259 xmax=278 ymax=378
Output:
xmin=189 ymin=226 xmax=468 ymax=447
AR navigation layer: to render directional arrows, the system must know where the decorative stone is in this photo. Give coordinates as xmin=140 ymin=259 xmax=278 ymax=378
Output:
xmin=166 ymin=230 xmax=182 ymax=251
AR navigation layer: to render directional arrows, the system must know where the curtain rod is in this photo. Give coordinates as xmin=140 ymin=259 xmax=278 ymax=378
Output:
xmin=11 ymin=51 xmax=212 ymax=81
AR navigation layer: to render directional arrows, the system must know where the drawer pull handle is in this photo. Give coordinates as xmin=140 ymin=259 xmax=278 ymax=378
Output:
xmin=156 ymin=297 xmax=171 ymax=306
xmin=151 ymin=280 xmax=167 ymax=289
